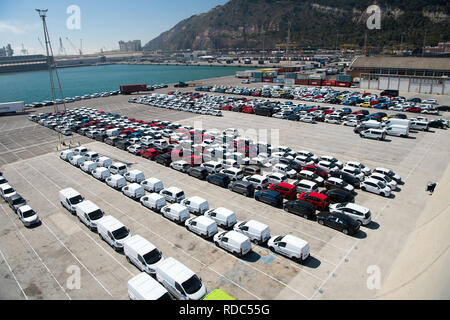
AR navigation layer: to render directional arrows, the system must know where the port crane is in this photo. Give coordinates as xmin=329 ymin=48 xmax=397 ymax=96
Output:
xmin=66 ymin=37 xmax=82 ymax=56
xmin=58 ymin=37 xmax=66 ymax=56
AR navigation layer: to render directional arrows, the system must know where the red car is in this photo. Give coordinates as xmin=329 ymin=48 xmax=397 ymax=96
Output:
xmin=302 ymin=165 xmax=328 ymax=180
xmin=406 ymin=107 xmax=421 ymax=113
xmin=268 ymin=183 xmax=297 ymax=200
xmin=140 ymin=148 xmax=159 ymax=160
xmin=297 ymin=192 xmax=330 ymax=210
xmin=221 ymin=105 xmax=232 ymax=111
xmin=184 ymin=155 xmax=202 ymax=167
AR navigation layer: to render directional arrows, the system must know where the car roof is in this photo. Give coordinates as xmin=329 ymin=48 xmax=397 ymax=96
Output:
xmin=305 ymin=192 xmax=328 ymax=200
xmin=245 ymin=220 xmax=268 ymax=231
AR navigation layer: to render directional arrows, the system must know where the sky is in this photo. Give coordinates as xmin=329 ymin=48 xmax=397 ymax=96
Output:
xmin=0 ymin=0 xmax=229 ymax=55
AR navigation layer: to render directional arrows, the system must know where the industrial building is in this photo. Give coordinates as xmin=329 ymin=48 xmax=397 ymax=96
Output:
xmin=348 ymin=56 xmax=450 ymax=95
xmin=0 ymin=44 xmax=14 ymax=57
xmin=0 ymin=55 xmax=48 ymax=73
xmin=119 ymin=40 xmax=142 ymax=52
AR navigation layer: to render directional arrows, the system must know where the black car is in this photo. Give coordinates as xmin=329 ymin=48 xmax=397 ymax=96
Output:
xmin=229 ymin=181 xmax=255 ymax=197
xmin=206 ymin=174 xmax=231 ymax=188
xmin=187 ymin=167 xmax=209 ymax=180
xmin=321 ymin=189 xmax=355 ymax=204
xmin=155 ymin=153 xmax=172 ymax=167
xmin=94 ymin=133 xmax=107 ymax=142
xmin=116 ymin=140 xmax=131 ymax=150
xmin=283 ymin=200 xmax=316 ymax=219
xmin=392 ymin=113 xmax=407 ymax=119
xmin=0 ymin=176 xmax=7 ymax=185
xmin=436 ymin=105 xmax=449 ymax=112
xmin=289 ymin=160 xmax=304 ymax=173
xmin=242 ymin=166 xmax=262 ymax=177
xmin=7 ymin=194 xmax=27 ymax=213
xmin=428 ymin=119 xmax=447 ymax=129
xmin=316 ymin=211 xmax=360 ymax=235
xmin=105 ymin=137 xmax=118 ymax=146
xmin=254 ymin=190 xmax=283 ymax=208
xmin=330 ymin=171 xmax=361 ymax=189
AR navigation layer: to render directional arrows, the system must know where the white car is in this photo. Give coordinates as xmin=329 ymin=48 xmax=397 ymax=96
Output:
xmin=372 ymin=167 xmax=402 ymax=183
xmin=346 ymin=161 xmax=371 ymax=176
xmin=265 ymin=172 xmax=288 ymax=184
xmin=369 ymin=173 xmax=398 ymax=190
xmin=272 ymin=163 xmax=297 ymax=179
xmin=343 ymin=119 xmax=359 ymax=127
xmin=325 ymin=177 xmax=354 ymax=192
xmin=170 ymin=161 xmax=190 ymax=173
xmin=297 ymin=170 xmax=324 ymax=185
xmin=243 ymin=175 xmax=270 ymax=190
xmin=127 ymin=144 xmax=143 ymax=154
xmin=320 ymin=156 xmax=343 ymax=169
xmin=361 ymin=178 xmax=391 ymax=197
xmin=297 ymin=150 xmax=318 ymax=162
xmin=329 ymin=203 xmax=371 ymax=226
xmin=342 ymin=166 xmax=365 ymax=181
xmin=317 ymin=160 xmax=340 ymax=173
xmin=16 ymin=205 xmax=40 ymax=227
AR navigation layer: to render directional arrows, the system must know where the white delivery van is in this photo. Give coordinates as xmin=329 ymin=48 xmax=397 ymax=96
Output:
xmin=180 ymin=196 xmax=209 ymax=215
xmin=69 ymin=155 xmax=86 ymax=167
xmin=60 ymin=150 xmax=74 ymax=161
xmin=124 ymin=170 xmax=145 ymax=183
xmin=97 ymin=215 xmax=131 ymax=251
xmin=97 ymin=156 xmax=112 ymax=168
xmin=386 ymin=125 xmax=409 ymax=137
xmin=362 ymin=120 xmax=382 ymax=129
xmin=140 ymin=178 xmax=164 ymax=193
xmin=106 ymin=174 xmax=127 ymax=190
xmin=140 ymin=193 xmax=166 ymax=212
xmin=109 ymin=162 xmax=128 ymax=175
xmin=383 ymin=119 xmax=411 ymax=129
xmin=204 ymin=207 xmax=237 ymax=229
xmin=267 ymin=235 xmax=310 ymax=262
xmin=106 ymin=129 xmax=119 ymax=137
xmin=59 ymin=188 xmax=85 ymax=214
xmin=74 ymin=146 xmax=88 ymax=156
xmin=160 ymin=203 xmax=190 ymax=224
xmin=185 ymin=216 xmax=218 ymax=239
xmin=122 ymin=183 xmax=146 ymax=200
xmin=233 ymin=220 xmax=271 ymax=244
xmin=410 ymin=120 xmax=429 ymax=131
xmin=75 ymin=200 xmax=104 ymax=231
xmin=85 ymin=152 xmax=99 ymax=162
xmin=128 ymin=272 xmax=172 ymax=300
xmin=213 ymin=231 xmax=252 ymax=257
xmin=155 ymin=257 xmax=207 ymax=300
xmin=80 ymin=161 xmax=98 ymax=173
xmin=159 ymin=187 xmax=185 ymax=203
xmin=92 ymin=167 xmax=111 ymax=181
xmin=124 ymin=235 xmax=164 ymax=274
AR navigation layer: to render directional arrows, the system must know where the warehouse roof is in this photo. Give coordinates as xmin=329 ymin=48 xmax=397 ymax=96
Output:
xmin=350 ymin=56 xmax=450 ymax=71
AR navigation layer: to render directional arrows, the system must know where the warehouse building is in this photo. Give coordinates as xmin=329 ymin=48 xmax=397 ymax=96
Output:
xmin=348 ymin=56 xmax=450 ymax=94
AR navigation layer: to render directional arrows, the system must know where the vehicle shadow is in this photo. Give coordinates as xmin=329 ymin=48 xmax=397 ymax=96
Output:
xmin=364 ymin=221 xmax=380 ymax=230
xmin=0 ymin=111 xmax=31 ymax=117
xmin=301 ymin=255 xmax=321 ymax=269
xmin=26 ymin=221 xmax=43 ymax=229
xmin=394 ymin=187 xmax=402 ymax=192
xmin=242 ymin=251 xmax=262 ymax=263
xmin=352 ymin=229 xmax=367 ymax=239
xmin=387 ymin=194 xmax=396 ymax=199
xmin=404 ymin=136 xmax=417 ymax=140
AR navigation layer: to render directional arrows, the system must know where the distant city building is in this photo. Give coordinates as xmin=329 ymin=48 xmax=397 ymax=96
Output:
xmin=0 ymin=44 xmax=14 ymax=57
xmin=425 ymin=42 xmax=450 ymax=55
xmin=119 ymin=40 xmax=142 ymax=52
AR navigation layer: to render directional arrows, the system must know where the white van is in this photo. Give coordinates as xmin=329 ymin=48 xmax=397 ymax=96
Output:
xmin=85 ymin=152 xmax=99 ymax=162
xmin=201 ymin=161 xmax=223 ymax=174
xmin=360 ymin=129 xmax=386 ymax=141
xmin=410 ymin=120 xmax=429 ymax=131
xmin=122 ymin=183 xmax=146 ymax=200
xmin=140 ymin=178 xmax=164 ymax=193
xmin=161 ymin=204 xmax=190 ymax=224
xmin=383 ymin=119 xmax=411 ymax=129
xmin=109 ymin=162 xmax=128 ymax=175
xmin=106 ymin=174 xmax=127 ymax=190
xmin=69 ymin=155 xmax=86 ymax=167
xmin=180 ymin=196 xmax=209 ymax=215
xmin=361 ymin=120 xmax=382 ymax=129
xmin=233 ymin=220 xmax=271 ymax=244
xmin=140 ymin=193 xmax=166 ymax=212
xmin=92 ymin=167 xmax=111 ymax=181
xmin=153 ymin=139 xmax=168 ymax=149
xmin=155 ymin=257 xmax=207 ymax=300
xmin=106 ymin=129 xmax=119 ymax=137
xmin=213 ymin=231 xmax=252 ymax=256
xmin=204 ymin=207 xmax=237 ymax=229
xmin=60 ymin=150 xmax=74 ymax=161
xmin=75 ymin=200 xmax=104 ymax=231
xmin=124 ymin=170 xmax=145 ymax=183
xmin=80 ymin=161 xmax=98 ymax=174
xmin=124 ymin=235 xmax=164 ymax=274
xmin=386 ymin=125 xmax=409 ymax=137
xmin=185 ymin=216 xmax=218 ymax=239
xmin=96 ymin=156 xmax=112 ymax=168
xmin=74 ymin=146 xmax=88 ymax=156
xmin=159 ymin=187 xmax=185 ymax=203
xmin=59 ymin=188 xmax=85 ymax=214
xmin=268 ymin=235 xmax=310 ymax=262
xmin=97 ymin=215 xmax=131 ymax=251
xmin=128 ymin=272 xmax=172 ymax=300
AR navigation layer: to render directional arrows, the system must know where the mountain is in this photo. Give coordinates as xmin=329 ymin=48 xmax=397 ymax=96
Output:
xmin=144 ymin=0 xmax=450 ymax=51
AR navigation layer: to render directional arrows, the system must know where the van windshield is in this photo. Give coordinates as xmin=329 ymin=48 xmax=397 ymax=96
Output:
xmin=112 ymin=227 xmax=129 ymax=240
xmin=119 ymin=166 xmax=127 ymax=171
xmin=69 ymin=195 xmax=84 ymax=205
xmin=157 ymin=292 xmax=173 ymax=301
xmin=143 ymin=249 xmax=162 ymax=265
xmin=176 ymin=192 xmax=184 ymax=198
xmin=182 ymin=275 xmax=203 ymax=295
xmin=88 ymin=209 xmax=104 ymax=221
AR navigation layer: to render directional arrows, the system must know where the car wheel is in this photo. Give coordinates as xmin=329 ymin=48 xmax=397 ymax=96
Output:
xmin=269 ymin=246 xmax=275 ymax=253
xmin=318 ymin=220 xmax=324 ymax=226
xmin=361 ymin=186 xmax=366 ymax=191
xmin=214 ymin=241 xmax=219 ymax=247
xmin=342 ymin=229 xmax=349 ymax=235
xmin=284 ymin=206 xmax=289 ymax=212
xmin=303 ymin=214 xmax=309 ymax=219
xmin=126 ymin=256 xmax=131 ymax=263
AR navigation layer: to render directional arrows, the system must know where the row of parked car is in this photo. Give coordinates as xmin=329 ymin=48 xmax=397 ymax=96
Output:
xmin=25 ymin=90 xmax=121 ymax=109
xmin=59 ymin=147 xmax=313 ymax=263
xmin=196 ymin=84 xmax=449 ymax=114
xmin=0 ymin=172 xmax=40 ymax=227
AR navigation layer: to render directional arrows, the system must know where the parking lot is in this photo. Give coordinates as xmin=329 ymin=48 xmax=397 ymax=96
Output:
xmin=1 ymin=87 xmax=449 ymax=300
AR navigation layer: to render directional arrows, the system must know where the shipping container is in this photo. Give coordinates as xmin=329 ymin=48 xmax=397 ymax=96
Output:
xmin=335 ymin=81 xmax=351 ymax=87
xmin=120 ymin=84 xmax=147 ymax=94
xmin=308 ymin=80 xmax=322 ymax=86
xmin=336 ymin=74 xmax=352 ymax=83
xmin=262 ymin=78 xmax=273 ymax=83
xmin=323 ymin=80 xmax=336 ymax=86
xmin=285 ymin=79 xmax=295 ymax=85
xmin=0 ymin=101 xmax=25 ymax=114
xmin=295 ymin=79 xmax=309 ymax=85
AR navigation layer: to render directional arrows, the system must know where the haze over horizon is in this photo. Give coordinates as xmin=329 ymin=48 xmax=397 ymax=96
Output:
xmin=0 ymin=0 xmax=228 ymax=55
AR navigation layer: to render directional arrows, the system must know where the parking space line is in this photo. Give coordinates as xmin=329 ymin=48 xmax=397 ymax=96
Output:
xmin=0 ymin=204 xmax=71 ymax=300
xmin=0 ymin=247 xmax=28 ymax=300
xmin=8 ymin=165 xmax=114 ymax=298
xmin=0 ymin=140 xmax=59 ymax=157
